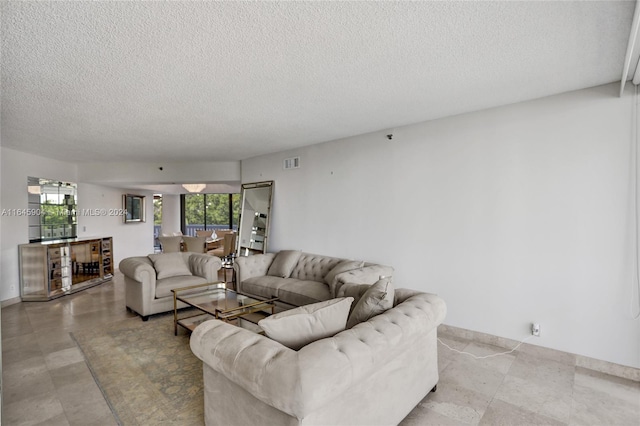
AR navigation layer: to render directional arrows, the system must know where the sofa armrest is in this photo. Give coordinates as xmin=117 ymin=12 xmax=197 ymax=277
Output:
xmin=233 ymin=253 xmax=277 ymax=292
xmin=336 ymin=282 xmax=370 ymax=299
xmin=188 ymin=253 xmax=222 ymax=281
xmin=396 ymin=291 xmax=447 ymax=325
xmin=332 ymin=264 xmax=394 ymax=297
xmin=190 ymin=320 xmax=302 ymax=416
xmin=118 ymin=257 xmax=156 ymax=285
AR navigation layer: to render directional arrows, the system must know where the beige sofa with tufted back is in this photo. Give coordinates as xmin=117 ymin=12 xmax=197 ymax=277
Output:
xmin=233 ymin=251 xmax=394 ymax=309
xmin=119 ymin=252 xmax=221 ymax=320
xmin=190 ymin=287 xmax=447 ymax=425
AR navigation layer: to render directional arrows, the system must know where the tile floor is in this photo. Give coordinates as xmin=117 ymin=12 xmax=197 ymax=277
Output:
xmin=402 ymin=335 xmax=640 ymax=425
xmin=2 ymin=272 xmax=639 ymax=426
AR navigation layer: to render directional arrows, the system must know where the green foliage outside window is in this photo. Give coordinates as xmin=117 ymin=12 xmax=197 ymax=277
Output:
xmin=184 ymin=193 xmax=240 ymax=229
xmin=154 ymin=196 xmax=162 ymax=225
xmin=185 ymin=194 xmax=205 ymax=225
xmin=231 ymin=194 xmax=241 ymax=228
xmin=40 ymin=201 xmax=75 ymax=225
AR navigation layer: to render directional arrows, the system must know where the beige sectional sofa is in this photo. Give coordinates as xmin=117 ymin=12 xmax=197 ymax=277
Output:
xmin=190 ymin=286 xmax=447 ymax=425
xmin=119 ymin=252 xmax=221 ymax=320
xmin=233 ymin=250 xmax=394 ymax=308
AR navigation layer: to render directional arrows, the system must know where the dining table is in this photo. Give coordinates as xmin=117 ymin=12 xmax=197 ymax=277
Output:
xmin=205 ymin=237 xmax=223 ymax=251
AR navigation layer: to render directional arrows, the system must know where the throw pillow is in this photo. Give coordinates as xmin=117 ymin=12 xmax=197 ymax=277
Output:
xmin=339 ymin=283 xmax=372 ymax=312
xmin=346 ymin=277 xmax=394 ymax=329
xmin=324 ymin=260 xmax=365 ymax=286
xmin=267 ymin=250 xmax=302 ymax=278
xmin=148 ymin=253 xmax=193 ymax=279
xmin=258 ymin=297 xmax=354 ymax=350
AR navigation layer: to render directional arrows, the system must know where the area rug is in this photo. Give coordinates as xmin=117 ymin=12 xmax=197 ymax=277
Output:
xmin=71 ymin=313 xmax=204 ymax=425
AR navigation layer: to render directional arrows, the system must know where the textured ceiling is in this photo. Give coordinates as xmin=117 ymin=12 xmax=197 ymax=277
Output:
xmin=1 ymin=1 xmax=636 ymax=163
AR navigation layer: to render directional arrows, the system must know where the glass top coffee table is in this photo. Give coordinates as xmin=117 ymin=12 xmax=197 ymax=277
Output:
xmin=171 ymin=282 xmax=278 ymax=335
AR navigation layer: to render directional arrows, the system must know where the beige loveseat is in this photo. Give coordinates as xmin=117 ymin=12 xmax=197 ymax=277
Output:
xmin=233 ymin=251 xmax=394 ymax=308
xmin=119 ymin=252 xmax=221 ymax=320
xmin=190 ymin=286 xmax=447 ymax=425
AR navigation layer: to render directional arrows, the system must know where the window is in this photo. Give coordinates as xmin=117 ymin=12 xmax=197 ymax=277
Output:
xmin=153 ymin=195 xmax=162 ymax=225
xmin=181 ymin=193 xmax=241 ymax=235
xmin=153 ymin=194 xmax=162 ymax=250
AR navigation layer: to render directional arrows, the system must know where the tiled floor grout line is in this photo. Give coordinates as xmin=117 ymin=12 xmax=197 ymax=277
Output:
xmin=567 ymin=364 xmax=578 ymax=426
xmin=482 ymin=355 xmax=513 ymax=425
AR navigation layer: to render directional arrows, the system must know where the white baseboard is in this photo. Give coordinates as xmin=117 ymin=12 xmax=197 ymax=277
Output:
xmin=1 ymin=296 xmax=22 ymax=308
xmin=438 ymin=324 xmax=639 ymax=382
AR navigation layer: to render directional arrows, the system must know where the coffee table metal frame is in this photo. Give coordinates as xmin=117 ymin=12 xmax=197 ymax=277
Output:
xmin=171 ymin=281 xmax=278 ymax=335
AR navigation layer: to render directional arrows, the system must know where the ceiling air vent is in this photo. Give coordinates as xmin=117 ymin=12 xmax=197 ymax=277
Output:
xmin=283 ymin=156 xmax=300 ymax=170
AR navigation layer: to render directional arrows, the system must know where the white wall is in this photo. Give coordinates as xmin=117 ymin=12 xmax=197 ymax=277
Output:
xmin=0 ymin=144 xmax=3 ymax=296
xmin=0 ymin=148 xmax=78 ymax=300
xmin=76 ymin=183 xmax=155 ymax=263
xmin=241 ymin=83 xmax=640 ymax=368
xmin=0 ymin=122 xmax=3 ymax=413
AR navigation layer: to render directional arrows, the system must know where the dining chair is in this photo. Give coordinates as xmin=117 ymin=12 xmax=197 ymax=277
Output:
xmin=182 ymin=236 xmax=207 ymax=253
xmin=208 ymin=232 xmax=237 ymax=286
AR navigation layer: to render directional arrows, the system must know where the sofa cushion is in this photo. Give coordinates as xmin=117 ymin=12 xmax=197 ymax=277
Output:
xmin=346 ymin=277 xmax=395 ymax=328
xmin=258 ymin=297 xmax=354 ymax=350
xmin=267 ymin=251 xmax=302 ymax=278
xmin=148 ymin=253 xmax=193 ymax=279
xmin=289 ymin=254 xmax=342 ymax=282
xmin=155 ymin=275 xmax=208 ymax=298
xmin=242 ymin=276 xmax=289 ymax=300
xmin=277 ymin=280 xmax=331 ymax=306
xmin=324 ymin=260 xmax=364 ymax=286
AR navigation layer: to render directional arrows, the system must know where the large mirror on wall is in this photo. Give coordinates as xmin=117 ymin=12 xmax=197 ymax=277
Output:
xmin=27 ymin=177 xmax=78 ymax=242
xmin=237 ymin=181 xmax=273 ymax=256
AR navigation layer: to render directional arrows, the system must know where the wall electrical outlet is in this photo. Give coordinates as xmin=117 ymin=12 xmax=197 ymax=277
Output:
xmin=531 ymin=323 xmax=541 ymax=336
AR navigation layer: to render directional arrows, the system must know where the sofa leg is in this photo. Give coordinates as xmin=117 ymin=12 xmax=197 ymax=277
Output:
xmin=430 ymin=384 xmax=437 ymax=393
xmin=141 ymin=315 xmax=149 ymax=322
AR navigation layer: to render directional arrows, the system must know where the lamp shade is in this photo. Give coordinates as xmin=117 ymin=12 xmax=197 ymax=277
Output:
xmin=182 ymin=183 xmax=207 ymax=193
